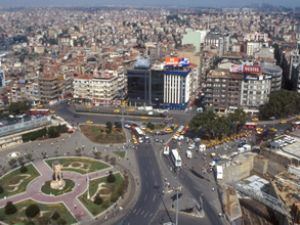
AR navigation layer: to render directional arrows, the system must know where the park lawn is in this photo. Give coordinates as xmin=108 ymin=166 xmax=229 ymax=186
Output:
xmin=0 ymin=164 xmax=40 ymax=199
xmin=45 ymin=157 xmax=110 ymax=175
xmin=113 ymin=151 xmax=126 ymax=158
xmin=80 ymin=125 xmax=126 ymax=144
xmin=79 ymin=173 xmax=124 ymax=216
xmin=0 ymin=199 xmax=77 ymax=225
xmin=41 ymin=179 xmax=75 ymax=196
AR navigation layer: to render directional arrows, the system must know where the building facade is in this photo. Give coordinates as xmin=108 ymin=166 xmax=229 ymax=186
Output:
xmin=73 ymin=70 xmax=124 ymax=105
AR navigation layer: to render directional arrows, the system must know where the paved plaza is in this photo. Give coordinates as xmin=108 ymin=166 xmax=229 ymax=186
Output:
xmin=0 ymin=157 xmax=117 ymax=223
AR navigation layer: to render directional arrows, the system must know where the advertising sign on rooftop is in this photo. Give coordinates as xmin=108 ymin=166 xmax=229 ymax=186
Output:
xmin=165 ymin=57 xmax=190 ymax=67
xmin=243 ymin=65 xmax=261 ymax=74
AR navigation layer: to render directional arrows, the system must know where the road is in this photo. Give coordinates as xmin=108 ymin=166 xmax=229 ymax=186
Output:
xmin=52 ymin=103 xmax=165 ymax=126
xmin=115 ymin=143 xmax=163 ymax=225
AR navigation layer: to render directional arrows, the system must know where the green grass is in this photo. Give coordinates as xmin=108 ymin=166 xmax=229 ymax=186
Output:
xmin=0 ymin=164 xmax=40 ymax=199
xmin=113 ymin=151 xmax=126 ymax=158
xmin=45 ymin=157 xmax=110 ymax=175
xmin=80 ymin=125 xmax=126 ymax=144
xmin=79 ymin=173 xmax=124 ymax=216
xmin=0 ymin=199 xmax=77 ymax=225
xmin=41 ymin=179 xmax=75 ymax=196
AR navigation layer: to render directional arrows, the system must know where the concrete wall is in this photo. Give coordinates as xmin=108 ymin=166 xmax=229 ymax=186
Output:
xmin=223 ymin=154 xmax=255 ymax=183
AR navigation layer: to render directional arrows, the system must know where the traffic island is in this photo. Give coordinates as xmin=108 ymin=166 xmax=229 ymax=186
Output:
xmin=41 ymin=179 xmax=75 ymax=196
xmin=78 ymin=173 xmax=126 ymax=216
xmin=0 ymin=164 xmax=40 ymax=199
xmin=45 ymin=157 xmax=110 ymax=174
xmin=0 ymin=199 xmax=77 ymax=225
xmin=80 ymin=124 xmax=126 ymax=144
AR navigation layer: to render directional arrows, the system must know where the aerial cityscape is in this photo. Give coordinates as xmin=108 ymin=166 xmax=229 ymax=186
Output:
xmin=0 ymin=1 xmax=300 ymax=225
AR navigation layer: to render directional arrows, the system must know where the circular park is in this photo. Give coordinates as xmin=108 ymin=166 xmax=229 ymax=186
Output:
xmin=0 ymin=156 xmax=128 ymax=225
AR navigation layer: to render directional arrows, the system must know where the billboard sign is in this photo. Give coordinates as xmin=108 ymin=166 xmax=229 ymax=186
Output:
xmin=165 ymin=57 xmax=190 ymax=67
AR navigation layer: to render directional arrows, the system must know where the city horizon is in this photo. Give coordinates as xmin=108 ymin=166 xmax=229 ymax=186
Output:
xmin=0 ymin=0 xmax=300 ymax=8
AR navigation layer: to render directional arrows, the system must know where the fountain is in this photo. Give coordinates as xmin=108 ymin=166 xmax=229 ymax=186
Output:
xmin=50 ymin=162 xmax=66 ymax=190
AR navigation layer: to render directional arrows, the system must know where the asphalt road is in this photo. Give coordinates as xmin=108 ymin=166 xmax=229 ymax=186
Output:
xmin=115 ymin=143 xmax=163 ymax=225
xmin=178 ymin=169 xmax=224 ymax=225
xmin=52 ymin=103 xmax=166 ymax=126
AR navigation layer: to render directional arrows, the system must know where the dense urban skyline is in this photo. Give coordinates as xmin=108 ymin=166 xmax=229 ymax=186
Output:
xmin=0 ymin=0 xmax=299 ymax=8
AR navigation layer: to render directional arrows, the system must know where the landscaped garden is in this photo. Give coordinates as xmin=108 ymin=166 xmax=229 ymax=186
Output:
xmin=80 ymin=123 xmax=126 ymax=144
xmin=41 ymin=179 xmax=75 ymax=196
xmin=0 ymin=199 xmax=76 ymax=225
xmin=45 ymin=157 xmax=110 ymax=174
xmin=0 ymin=164 xmax=40 ymax=199
xmin=79 ymin=172 xmax=127 ymax=216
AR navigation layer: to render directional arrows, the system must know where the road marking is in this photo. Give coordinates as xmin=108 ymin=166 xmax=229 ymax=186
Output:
xmin=140 ymin=210 xmax=145 ymax=216
xmin=144 ymin=212 xmax=149 ymax=218
xmin=152 ymin=194 xmax=157 ymax=202
xmin=132 ymin=208 xmax=137 ymax=213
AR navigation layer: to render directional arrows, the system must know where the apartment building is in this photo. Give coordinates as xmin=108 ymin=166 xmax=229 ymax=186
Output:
xmin=73 ymin=69 xmax=124 ymax=105
xmin=205 ymin=69 xmax=243 ymax=113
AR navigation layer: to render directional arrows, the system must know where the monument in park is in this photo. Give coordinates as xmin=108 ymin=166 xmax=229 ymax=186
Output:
xmin=50 ymin=162 xmax=66 ymax=190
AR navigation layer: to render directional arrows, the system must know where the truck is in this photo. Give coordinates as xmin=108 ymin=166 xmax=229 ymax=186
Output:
xmin=163 ymin=146 xmax=170 ymax=155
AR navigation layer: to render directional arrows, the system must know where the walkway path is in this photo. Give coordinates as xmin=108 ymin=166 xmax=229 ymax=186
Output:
xmin=0 ymin=159 xmax=117 ymax=222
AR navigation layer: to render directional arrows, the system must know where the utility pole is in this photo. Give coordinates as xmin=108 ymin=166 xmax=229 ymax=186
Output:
xmin=175 ymin=169 xmax=180 ymax=225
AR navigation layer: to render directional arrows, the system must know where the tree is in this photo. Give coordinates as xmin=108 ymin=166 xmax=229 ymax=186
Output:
xmin=47 ymin=127 xmax=60 ymax=138
xmin=4 ymin=201 xmax=17 ymax=215
xmin=106 ymin=121 xmax=113 ymax=134
xmin=51 ymin=211 xmax=60 ymax=220
xmin=110 ymin=157 xmax=116 ymax=165
xmin=8 ymin=159 xmax=17 ymax=168
xmin=75 ymin=148 xmax=82 ymax=156
xmin=107 ymin=171 xmax=116 ymax=183
xmin=20 ymin=164 xmax=28 ymax=173
xmin=93 ymin=151 xmax=102 ymax=159
xmin=8 ymin=101 xmax=31 ymax=115
xmin=114 ymin=122 xmax=122 ymax=129
xmin=25 ymin=153 xmax=33 ymax=162
xmin=104 ymin=155 xmax=109 ymax=162
xmin=146 ymin=122 xmax=155 ymax=130
xmin=0 ymin=185 xmax=4 ymax=194
xmin=25 ymin=204 xmax=40 ymax=218
xmin=94 ymin=195 xmax=103 ymax=205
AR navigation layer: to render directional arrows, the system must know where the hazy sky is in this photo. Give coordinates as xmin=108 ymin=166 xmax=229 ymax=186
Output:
xmin=0 ymin=0 xmax=299 ymax=8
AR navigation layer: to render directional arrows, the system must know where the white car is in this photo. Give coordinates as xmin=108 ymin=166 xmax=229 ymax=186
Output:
xmin=188 ymin=144 xmax=195 ymax=150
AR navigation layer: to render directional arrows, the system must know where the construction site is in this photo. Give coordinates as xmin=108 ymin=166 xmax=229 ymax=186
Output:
xmin=219 ymin=131 xmax=300 ymax=225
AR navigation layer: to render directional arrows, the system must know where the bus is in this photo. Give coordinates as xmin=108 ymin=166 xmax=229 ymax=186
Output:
xmin=216 ymin=165 xmax=223 ymax=180
xmin=131 ymin=126 xmax=145 ymax=143
xmin=171 ymin=149 xmax=182 ymax=167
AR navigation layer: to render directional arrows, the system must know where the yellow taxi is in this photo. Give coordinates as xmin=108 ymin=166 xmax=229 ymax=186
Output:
xmin=252 ymin=117 xmax=259 ymax=122
xmin=113 ymin=108 xmax=120 ymax=113
xmin=164 ymin=127 xmax=173 ymax=133
xmin=280 ymin=119 xmax=287 ymax=124
xmin=86 ymin=120 xmax=93 ymax=125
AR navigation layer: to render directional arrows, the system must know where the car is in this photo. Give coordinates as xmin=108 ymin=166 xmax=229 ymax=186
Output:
xmin=280 ymin=119 xmax=287 ymax=124
xmin=160 ymin=139 xmax=164 ymax=143
xmin=155 ymin=138 xmax=159 ymax=142
xmin=86 ymin=120 xmax=93 ymax=124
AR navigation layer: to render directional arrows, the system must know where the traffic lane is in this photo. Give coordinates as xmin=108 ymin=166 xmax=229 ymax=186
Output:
xmin=117 ymin=143 xmax=163 ymax=225
xmin=179 ymin=169 xmax=224 ymax=225
xmin=152 ymin=209 xmax=212 ymax=225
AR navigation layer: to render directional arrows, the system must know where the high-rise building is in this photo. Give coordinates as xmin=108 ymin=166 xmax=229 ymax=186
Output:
xmin=289 ymin=42 xmax=300 ymax=92
xmin=126 ymin=57 xmax=193 ymax=109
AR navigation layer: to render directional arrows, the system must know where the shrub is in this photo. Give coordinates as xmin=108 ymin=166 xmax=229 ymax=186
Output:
xmin=4 ymin=201 xmax=17 ymax=215
xmin=20 ymin=165 xmax=28 ymax=173
xmin=51 ymin=211 xmax=60 ymax=220
xmin=107 ymin=171 xmax=116 ymax=183
xmin=93 ymin=195 xmax=103 ymax=205
xmin=25 ymin=204 xmax=40 ymax=218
